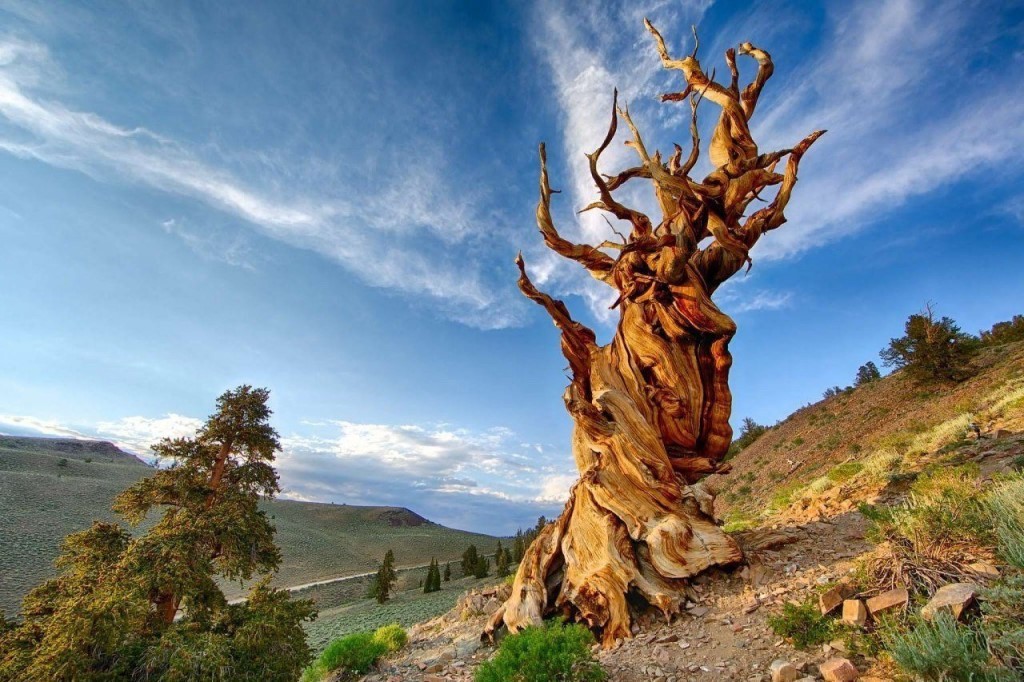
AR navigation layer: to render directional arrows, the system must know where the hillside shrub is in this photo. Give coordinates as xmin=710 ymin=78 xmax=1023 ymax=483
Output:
xmin=726 ymin=417 xmax=769 ymax=459
xmin=855 ymin=361 xmax=881 ymax=386
xmin=907 ymin=413 xmax=974 ymax=457
xmin=826 ymin=461 xmax=863 ymax=483
xmin=860 ymin=465 xmax=994 ymax=592
xmin=767 ymin=599 xmax=837 ymax=650
xmin=980 ymin=315 xmax=1024 ymax=346
xmin=768 ymin=482 xmax=803 ymax=512
xmin=880 ymin=613 xmax=1009 ymax=682
xmin=474 ymin=620 xmax=605 ymax=682
xmin=880 ymin=306 xmax=977 ymax=383
xmin=985 ymin=475 xmax=1024 ymax=568
xmin=305 ymin=631 xmax=389 ymax=681
xmin=981 ymin=574 xmax=1024 ymax=675
xmin=371 ymin=624 xmax=407 ymax=653
xmin=987 ymin=381 xmax=1024 ymax=417
xmin=862 ymin=448 xmax=903 ymax=481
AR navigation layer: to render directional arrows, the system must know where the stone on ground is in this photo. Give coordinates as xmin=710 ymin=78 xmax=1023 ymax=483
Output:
xmin=770 ymin=658 xmax=799 ymax=682
xmin=841 ymin=599 xmax=868 ymax=626
xmin=820 ymin=656 xmax=859 ymax=682
xmin=921 ymin=583 xmax=978 ymax=622
xmin=866 ymin=588 xmax=908 ymax=616
xmin=818 ymin=583 xmax=853 ymax=615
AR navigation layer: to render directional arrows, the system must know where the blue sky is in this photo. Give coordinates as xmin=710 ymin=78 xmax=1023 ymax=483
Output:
xmin=1 ymin=0 xmax=1022 ymax=534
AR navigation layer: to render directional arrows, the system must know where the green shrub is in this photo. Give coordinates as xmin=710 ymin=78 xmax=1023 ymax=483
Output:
xmin=865 ymin=465 xmax=993 ymax=550
xmin=309 ymin=632 xmax=388 ymax=680
xmin=767 ymin=599 xmax=837 ymax=650
xmin=862 ymin=448 xmax=903 ymax=481
xmin=802 ymin=477 xmax=832 ymax=498
xmin=768 ymin=482 xmax=803 ymax=512
xmin=981 ymin=574 xmax=1024 ymax=675
xmin=737 ymin=485 xmax=752 ymax=495
xmin=792 ymin=437 xmax=805 ymax=446
xmin=880 ymin=613 xmax=1010 ymax=682
xmin=722 ymin=510 xmax=756 ymax=533
xmin=985 ymin=475 xmax=1024 ymax=569
xmin=371 ymin=624 xmax=407 ymax=653
xmin=474 ymin=621 xmax=605 ymax=682
xmin=827 ymin=462 xmax=863 ymax=483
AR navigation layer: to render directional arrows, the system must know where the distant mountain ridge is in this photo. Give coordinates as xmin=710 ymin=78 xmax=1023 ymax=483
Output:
xmin=0 ymin=434 xmax=150 ymax=466
xmin=0 ymin=435 xmax=500 ymax=614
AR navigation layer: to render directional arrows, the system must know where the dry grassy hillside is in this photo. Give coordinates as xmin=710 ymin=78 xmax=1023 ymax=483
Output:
xmin=712 ymin=340 xmax=1024 ymax=523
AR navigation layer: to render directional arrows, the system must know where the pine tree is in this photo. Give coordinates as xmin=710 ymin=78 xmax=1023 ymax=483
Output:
xmin=461 ymin=545 xmax=479 ymax=577
xmin=854 ymin=361 xmax=881 ymax=386
xmin=473 ymin=556 xmax=490 ymax=579
xmin=443 ymin=562 xmax=451 ymax=582
xmin=423 ymin=558 xmax=441 ymax=593
xmin=495 ymin=541 xmax=509 ymax=578
xmin=512 ymin=530 xmax=525 ymax=564
xmin=0 ymin=386 xmax=315 ymax=681
xmin=881 ymin=305 xmax=977 ymax=382
xmin=373 ymin=550 xmax=397 ymax=603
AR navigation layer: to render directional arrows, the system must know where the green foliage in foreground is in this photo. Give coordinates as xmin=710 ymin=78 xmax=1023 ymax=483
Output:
xmin=864 ymin=472 xmax=1024 ymax=681
xmin=767 ymin=598 xmax=838 ymax=650
xmin=302 ymin=624 xmax=407 ymax=682
xmin=474 ymin=620 xmax=605 ymax=682
xmin=880 ymin=613 xmax=1013 ymax=682
xmin=0 ymin=386 xmax=316 ymax=682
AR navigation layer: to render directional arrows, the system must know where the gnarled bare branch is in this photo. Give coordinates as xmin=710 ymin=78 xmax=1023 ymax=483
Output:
xmin=534 ymin=144 xmax=616 ymax=284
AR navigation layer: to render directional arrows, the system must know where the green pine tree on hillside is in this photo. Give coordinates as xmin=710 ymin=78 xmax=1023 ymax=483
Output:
xmin=0 ymin=386 xmax=315 ymax=681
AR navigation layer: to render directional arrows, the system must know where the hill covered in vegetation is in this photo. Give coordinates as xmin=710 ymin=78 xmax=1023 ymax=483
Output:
xmin=0 ymin=435 xmax=499 ymax=615
xmin=712 ymin=339 xmax=1024 ymax=527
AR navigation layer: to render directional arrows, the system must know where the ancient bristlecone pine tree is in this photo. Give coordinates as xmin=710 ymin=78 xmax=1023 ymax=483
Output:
xmin=485 ymin=21 xmax=823 ymax=647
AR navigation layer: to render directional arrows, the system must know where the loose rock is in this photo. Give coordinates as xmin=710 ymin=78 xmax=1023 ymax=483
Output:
xmin=921 ymin=583 xmax=977 ymax=622
xmin=819 ymin=656 xmax=859 ymax=682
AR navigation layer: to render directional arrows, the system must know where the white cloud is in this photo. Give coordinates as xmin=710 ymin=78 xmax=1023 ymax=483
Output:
xmin=94 ymin=413 xmax=204 ymax=453
xmin=0 ymin=411 xmax=204 ymax=455
xmin=0 ymin=37 xmax=524 ymax=330
xmin=536 ymin=473 xmax=576 ymax=503
xmin=0 ymin=413 xmax=92 ymax=439
xmin=161 ymin=218 xmax=259 ymax=270
xmin=0 ymin=410 xmax=572 ymax=532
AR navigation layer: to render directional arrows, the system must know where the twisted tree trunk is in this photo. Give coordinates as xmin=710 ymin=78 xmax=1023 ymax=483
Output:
xmin=485 ymin=20 xmax=823 ymax=648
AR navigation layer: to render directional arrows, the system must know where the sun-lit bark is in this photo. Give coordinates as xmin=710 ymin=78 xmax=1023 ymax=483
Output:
xmin=485 ymin=20 xmax=823 ymax=648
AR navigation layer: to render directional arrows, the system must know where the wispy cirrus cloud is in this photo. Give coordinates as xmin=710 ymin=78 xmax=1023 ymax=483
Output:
xmin=529 ymin=0 xmax=1024 ymax=322
xmin=0 ymin=37 xmax=525 ymax=330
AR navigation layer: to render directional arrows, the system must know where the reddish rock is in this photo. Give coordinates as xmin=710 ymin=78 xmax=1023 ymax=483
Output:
xmin=820 ymin=657 xmax=859 ymax=681
xmin=866 ymin=588 xmax=908 ymax=616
